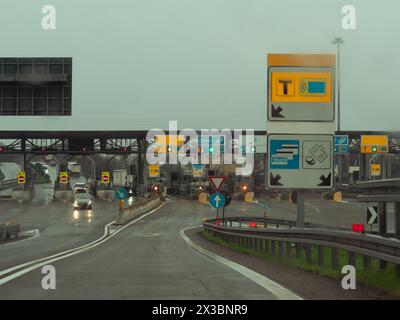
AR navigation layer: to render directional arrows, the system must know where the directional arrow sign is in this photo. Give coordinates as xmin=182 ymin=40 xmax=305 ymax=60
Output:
xmin=367 ymin=206 xmax=378 ymax=224
xmin=210 ymin=192 xmax=225 ymax=209
xmin=208 ymin=176 xmax=226 ymax=192
xmin=115 ymin=187 xmax=127 ymax=200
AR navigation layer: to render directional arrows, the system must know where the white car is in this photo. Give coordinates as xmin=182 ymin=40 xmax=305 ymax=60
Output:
xmin=74 ymin=183 xmax=87 ymax=193
xmin=74 ymin=193 xmax=93 ymax=210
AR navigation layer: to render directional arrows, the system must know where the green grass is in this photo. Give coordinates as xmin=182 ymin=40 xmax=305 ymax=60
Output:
xmin=201 ymin=230 xmax=400 ymax=298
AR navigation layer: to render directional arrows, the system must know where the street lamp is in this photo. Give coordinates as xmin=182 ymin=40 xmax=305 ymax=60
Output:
xmin=332 ymin=37 xmax=344 ymax=132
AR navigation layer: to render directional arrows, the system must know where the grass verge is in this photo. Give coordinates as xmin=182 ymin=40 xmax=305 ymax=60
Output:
xmin=201 ymin=230 xmax=400 ymax=298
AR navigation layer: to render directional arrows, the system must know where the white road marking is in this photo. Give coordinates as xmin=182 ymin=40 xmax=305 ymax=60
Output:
xmin=179 ymin=226 xmax=303 ymax=300
xmin=0 ymin=203 xmax=165 ymax=286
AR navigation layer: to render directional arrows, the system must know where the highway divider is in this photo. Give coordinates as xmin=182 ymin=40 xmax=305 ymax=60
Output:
xmin=203 ymin=217 xmax=400 ymax=275
xmin=115 ymin=194 xmax=165 ymax=225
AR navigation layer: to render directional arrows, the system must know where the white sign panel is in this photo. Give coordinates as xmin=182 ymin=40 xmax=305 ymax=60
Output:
xmin=267 ymin=134 xmax=334 ymax=189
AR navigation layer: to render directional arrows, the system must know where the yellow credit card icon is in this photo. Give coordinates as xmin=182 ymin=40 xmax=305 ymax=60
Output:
xmin=271 ymin=72 xmax=332 ymax=103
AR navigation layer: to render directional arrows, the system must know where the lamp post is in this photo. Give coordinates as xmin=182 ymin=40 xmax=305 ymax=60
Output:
xmin=332 ymin=37 xmax=344 ymax=132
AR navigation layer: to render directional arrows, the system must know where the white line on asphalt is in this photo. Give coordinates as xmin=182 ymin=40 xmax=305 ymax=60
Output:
xmin=0 ymin=203 xmax=165 ymax=286
xmin=179 ymin=226 xmax=303 ymax=300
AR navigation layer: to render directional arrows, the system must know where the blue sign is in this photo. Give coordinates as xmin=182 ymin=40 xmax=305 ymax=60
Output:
xmin=270 ymin=140 xmax=300 ymax=169
xmin=115 ymin=188 xmax=127 ymax=200
xmin=198 ymin=136 xmax=225 ymax=152
xmin=334 ymin=135 xmax=349 ymax=154
xmin=210 ymin=192 xmax=225 ymax=209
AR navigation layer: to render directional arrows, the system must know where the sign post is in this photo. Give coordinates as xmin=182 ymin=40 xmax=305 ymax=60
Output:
xmin=266 ymin=54 xmax=336 ymax=228
xmin=208 ymin=176 xmax=226 ymax=221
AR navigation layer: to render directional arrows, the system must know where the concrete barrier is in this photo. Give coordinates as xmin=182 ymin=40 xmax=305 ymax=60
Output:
xmin=11 ymin=190 xmax=31 ymax=202
xmin=54 ymin=190 xmax=74 ymax=201
xmin=96 ymin=189 xmax=115 ymax=201
xmin=0 ymin=223 xmax=20 ymax=241
xmin=115 ymin=195 xmax=164 ymax=225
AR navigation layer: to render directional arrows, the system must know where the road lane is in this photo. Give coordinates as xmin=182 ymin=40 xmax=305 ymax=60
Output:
xmin=0 ymin=199 xmax=280 ymax=299
xmin=0 ymin=199 xmax=116 ymax=270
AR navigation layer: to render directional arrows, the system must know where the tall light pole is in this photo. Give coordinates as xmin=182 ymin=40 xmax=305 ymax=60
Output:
xmin=332 ymin=37 xmax=344 ymax=132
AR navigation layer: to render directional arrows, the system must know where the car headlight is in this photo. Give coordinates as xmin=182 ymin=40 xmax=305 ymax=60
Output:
xmin=74 ymin=201 xmax=78 ymax=206
xmin=88 ymin=201 xmax=92 ymax=205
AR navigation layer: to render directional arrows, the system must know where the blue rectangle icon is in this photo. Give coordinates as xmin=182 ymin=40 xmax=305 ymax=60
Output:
xmin=308 ymin=81 xmax=326 ymax=94
xmin=270 ymin=140 xmax=300 ymax=169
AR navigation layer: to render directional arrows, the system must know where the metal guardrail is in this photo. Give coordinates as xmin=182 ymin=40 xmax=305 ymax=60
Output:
xmin=203 ymin=217 xmax=400 ymax=268
xmin=0 ymin=179 xmax=18 ymax=191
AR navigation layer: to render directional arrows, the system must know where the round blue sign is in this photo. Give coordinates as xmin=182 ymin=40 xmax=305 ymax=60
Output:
xmin=209 ymin=192 xmax=225 ymax=209
xmin=115 ymin=187 xmax=127 ymax=200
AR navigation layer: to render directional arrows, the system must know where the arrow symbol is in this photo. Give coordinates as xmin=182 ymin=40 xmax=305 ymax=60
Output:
xmin=214 ymin=194 xmax=221 ymax=207
xmin=270 ymin=173 xmax=283 ymax=186
xmin=271 ymin=104 xmax=284 ymax=118
xmin=367 ymin=206 xmax=378 ymax=224
xmin=318 ymin=173 xmax=331 ymax=186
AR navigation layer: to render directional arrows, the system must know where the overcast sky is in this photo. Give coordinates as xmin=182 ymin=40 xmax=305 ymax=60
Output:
xmin=0 ymin=0 xmax=399 ymax=131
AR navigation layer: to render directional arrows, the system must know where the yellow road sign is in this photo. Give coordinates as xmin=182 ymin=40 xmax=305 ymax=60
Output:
xmin=371 ymin=164 xmax=381 ymax=176
xmin=155 ymin=135 xmax=185 ymax=154
xmin=361 ymin=135 xmax=388 ymax=154
xmin=271 ymin=72 xmax=332 ymax=103
xmin=101 ymin=171 xmax=110 ymax=184
xmin=17 ymin=171 xmax=26 ymax=184
xmin=60 ymin=171 xmax=68 ymax=184
xmin=148 ymin=165 xmax=160 ymax=178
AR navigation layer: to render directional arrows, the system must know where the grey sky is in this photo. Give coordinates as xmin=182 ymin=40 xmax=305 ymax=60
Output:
xmin=0 ymin=0 xmax=399 ymax=131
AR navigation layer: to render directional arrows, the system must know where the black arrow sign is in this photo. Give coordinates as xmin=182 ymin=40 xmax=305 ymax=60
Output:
xmin=270 ymin=173 xmax=283 ymax=186
xmin=318 ymin=173 xmax=331 ymax=187
xmin=271 ymin=104 xmax=284 ymax=118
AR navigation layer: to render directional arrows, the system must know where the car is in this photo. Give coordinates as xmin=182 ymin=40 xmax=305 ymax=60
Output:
xmin=74 ymin=193 xmax=93 ymax=210
xmin=121 ymin=186 xmax=134 ymax=198
xmin=74 ymin=183 xmax=87 ymax=193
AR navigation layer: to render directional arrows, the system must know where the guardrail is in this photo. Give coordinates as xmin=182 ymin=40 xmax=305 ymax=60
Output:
xmin=0 ymin=223 xmax=20 ymax=241
xmin=203 ymin=217 xmax=400 ymax=271
xmin=0 ymin=178 xmax=18 ymax=189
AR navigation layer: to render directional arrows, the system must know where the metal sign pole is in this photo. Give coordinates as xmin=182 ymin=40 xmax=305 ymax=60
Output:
xmin=297 ymin=190 xmax=305 ymax=228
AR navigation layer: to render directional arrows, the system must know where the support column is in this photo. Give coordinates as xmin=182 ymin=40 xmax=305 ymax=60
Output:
xmin=297 ymin=190 xmax=305 ymax=228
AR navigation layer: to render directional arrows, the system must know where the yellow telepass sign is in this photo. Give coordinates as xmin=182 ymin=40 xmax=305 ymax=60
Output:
xmin=148 ymin=165 xmax=160 ymax=178
xmin=155 ymin=135 xmax=185 ymax=154
xmin=271 ymin=72 xmax=332 ymax=103
xmin=360 ymin=135 xmax=388 ymax=154
xmin=371 ymin=164 xmax=381 ymax=176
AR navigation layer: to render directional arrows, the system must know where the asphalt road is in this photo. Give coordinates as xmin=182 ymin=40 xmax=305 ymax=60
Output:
xmin=0 ymin=195 xmax=392 ymax=299
xmin=0 ymin=199 xmax=281 ymax=299
xmin=0 ymin=196 xmax=117 ymax=271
